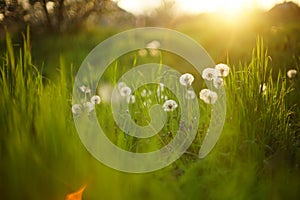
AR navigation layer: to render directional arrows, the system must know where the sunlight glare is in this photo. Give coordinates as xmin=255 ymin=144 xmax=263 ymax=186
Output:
xmin=176 ymin=0 xmax=252 ymax=14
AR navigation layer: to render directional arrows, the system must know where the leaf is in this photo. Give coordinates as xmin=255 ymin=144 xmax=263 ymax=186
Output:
xmin=65 ymin=184 xmax=87 ymax=200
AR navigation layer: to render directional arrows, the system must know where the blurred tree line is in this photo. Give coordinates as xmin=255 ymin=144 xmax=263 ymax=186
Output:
xmin=0 ymin=0 xmax=121 ymax=33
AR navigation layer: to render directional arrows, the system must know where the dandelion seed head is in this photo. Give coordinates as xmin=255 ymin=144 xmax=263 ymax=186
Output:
xmin=79 ymin=85 xmax=91 ymax=94
xmin=146 ymin=40 xmax=160 ymax=57
xmin=179 ymin=73 xmax=195 ymax=86
xmin=287 ymin=69 xmax=297 ymax=79
xmin=215 ymin=63 xmax=230 ymax=77
xmin=213 ymin=77 xmax=224 ymax=89
xmin=91 ymin=95 xmax=101 ymax=105
xmin=163 ymin=99 xmax=178 ymax=112
xmin=199 ymin=89 xmax=218 ymax=104
xmin=72 ymin=104 xmax=82 ymax=114
xmin=119 ymin=86 xmax=132 ymax=97
xmin=146 ymin=40 xmax=160 ymax=49
xmin=83 ymin=102 xmax=94 ymax=112
xmin=117 ymin=82 xmax=127 ymax=91
xmin=202 ymin=68 xmax=218 ymax=81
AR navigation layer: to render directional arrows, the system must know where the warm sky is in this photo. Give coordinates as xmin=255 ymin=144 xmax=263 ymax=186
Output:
xmin=113 ymin=0 xmax=300 ymax=15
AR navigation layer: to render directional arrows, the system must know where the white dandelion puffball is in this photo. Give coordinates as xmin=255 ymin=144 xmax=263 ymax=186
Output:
xmin=185 ymin=90 xmax=196 ymax=100
xmin=83 ymin=101 xmax=94 ymax=112
xmin=179 ymin=73 xmax=195 ymax=86
xmin=163 ymin=99 xmax=178 ymax=112
xmin=146 ymin=40 xmax=160 ymax=49
xmin=202 ymin=68 xmax=218 ymax=81
xmin=213 ymin=77 xmax=224 ymax=89
xmin=117 ymin=82 xmax=127 ymax=91
xmin=287 ymin=69 xmax=297 ymax=79
xmin=119 ymin=86 xmax=132 ymax=97
xmin=79 ymin=85 xmax=91 ymax=94
xmin=72 ymin=104 xmax=82 ymax=114
xmin=215 ymin=63 xmax=230 ymax=77
xmin=91 ymin=95 xmax=101 ymax=105
xmin=199 ymin=89 xmax=218 ymax=104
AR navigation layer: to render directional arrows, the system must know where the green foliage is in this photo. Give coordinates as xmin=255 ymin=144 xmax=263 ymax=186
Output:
xmin=0 ymin=30 xmax=299 ymax=200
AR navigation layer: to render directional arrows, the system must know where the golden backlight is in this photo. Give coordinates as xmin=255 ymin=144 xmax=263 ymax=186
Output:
xmin=114 ymin=0 xmax=297 ymax=16
xmin=177 ymin=0 xmax=251 ymax=13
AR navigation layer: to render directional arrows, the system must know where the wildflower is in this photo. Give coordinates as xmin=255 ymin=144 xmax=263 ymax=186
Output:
xmin=185 ymin=90 xmax=196 ymax=100
xmin=138 ymin=48 xmax=147 ymax=57
xmin=179 ymin=73 xmax=195 ymax=86
xmin=215 ymin=63 xmax=230 ymax=77
xmin=119 ymin=86 xmax=132 ymax=97
xmin=202 ymin=68 xmax=218 ymax=81
xmin=163 ymin=100 xmax=178 ymax=112
xmin=91 ymin=95 xmax=101 ymax=105
xmin=199 ymin=89 xmax=218 ymax=104
xmin=287 ymin=69 xmax=297 ymax=79
xmin=213 ymin=77 xmax=224 ymax=89
xmin=79 ymin=85 xmax=91 ymax=94
xmin=126 ymin=95 xmax=136 ymax=104
xmin=72 ymin=104 xmax=82 ymax=114
xmin=83 ymin=102 xmax=94 ymax=112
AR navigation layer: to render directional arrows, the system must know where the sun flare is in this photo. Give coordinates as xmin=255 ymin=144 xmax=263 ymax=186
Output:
xmin=176 ymin=0 xmax=253 ymax=14
xmin=115 ymin=0 xmax=300 ymax=17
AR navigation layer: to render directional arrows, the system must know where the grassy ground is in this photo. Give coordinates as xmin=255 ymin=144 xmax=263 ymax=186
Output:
xmin=0 ymin=25 xmax=300 ymax=200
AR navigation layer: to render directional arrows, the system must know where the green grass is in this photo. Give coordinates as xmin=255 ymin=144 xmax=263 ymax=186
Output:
xmin=0 ymin=28 xmax=300 ymax=200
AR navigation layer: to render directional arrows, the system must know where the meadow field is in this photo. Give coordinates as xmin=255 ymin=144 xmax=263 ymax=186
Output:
xmin=1 ymin=10 xmax=300 ymax=200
